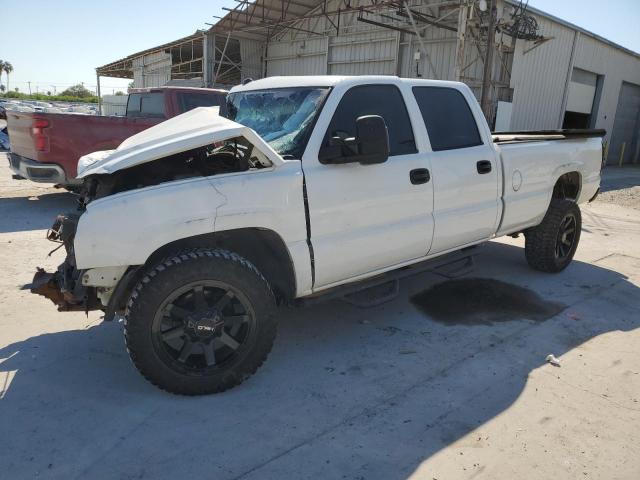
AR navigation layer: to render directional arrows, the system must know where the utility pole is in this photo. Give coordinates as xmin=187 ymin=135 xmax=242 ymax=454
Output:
xmin=454 ymin=1 xmax=470 ymax=81
xmin=28 ymin=81 xmax=32 ymax=95
xmin=480 ymin=0 xmax=497 ymax=125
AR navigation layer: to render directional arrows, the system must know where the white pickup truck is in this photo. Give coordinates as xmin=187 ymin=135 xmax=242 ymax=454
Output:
xmin=30 ymin=76 xmax=604 ymax=395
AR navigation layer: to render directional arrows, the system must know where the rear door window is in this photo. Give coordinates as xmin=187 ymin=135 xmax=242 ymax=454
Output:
xmin=127 ymin=92 xmax=165 ymax=118
xmin=412 ymin=87 xmax=482 ymax=151
xmin=177 ymin=92 xmax=226 ymax=115
xmin=139 ymin=92 xmax=166 ymax=118
xmin=323 ymin=85 xmax=417 ymax=157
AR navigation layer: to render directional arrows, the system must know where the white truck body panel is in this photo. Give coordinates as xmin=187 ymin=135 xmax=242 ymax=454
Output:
xmin=75 ymin=162 xmax=313 ymax=296
xmin=70 ymin=76 xmax=603 ymax=299
xmin=495 ymin=138 xmax=601 ymax=236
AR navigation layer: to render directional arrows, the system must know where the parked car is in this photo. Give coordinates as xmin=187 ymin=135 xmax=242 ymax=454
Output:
xmin=30 ymin=76 xmax=603 ymax=395
xmin=6 ymin=87 xmax=227 ymax=186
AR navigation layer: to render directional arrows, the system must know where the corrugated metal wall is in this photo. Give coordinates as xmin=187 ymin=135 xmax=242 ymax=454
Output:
xmin=509 ymin=15 xmax=576 ymax=130
xmin=240 ymin=38 xmax=264 ymax=81
xmin=132 ymin=51 xmax=171 ymax=88
xmin=509 ymin=11 xmax=640 ymax=139
xmin=207 ymin=0 xmax=639 ymax=143
xmin=263 ymin=0 xmax=460 ymax=80
xmin=328 ymin=31 xmax=398 ymax=75
xmin=266 ymin=37 xmax=328 ymax=76
xmin=573 ymin=33 xmax=640 ymax=148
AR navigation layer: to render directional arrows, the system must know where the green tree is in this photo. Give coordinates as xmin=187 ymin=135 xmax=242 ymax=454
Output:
xmin=1 ymin=61 xmax=13 ymax=92
xmin=60 ymin=83 xmax=92 ymax=98
xmin=114 ymin=91 xmax=125 ymax=96
xmin=0 ymin=84 xmax=5 ymax=93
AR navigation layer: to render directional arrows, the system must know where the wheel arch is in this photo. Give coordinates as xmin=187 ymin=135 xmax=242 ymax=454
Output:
xmin=143 ymin=228 xmax=297 ymax=303
xmin=551 ymin=171 xmax=582 ymax=202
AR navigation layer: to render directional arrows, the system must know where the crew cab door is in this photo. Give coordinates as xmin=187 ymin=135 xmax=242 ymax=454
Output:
xmin=411 ymin=86 xmax=500 ymax=253
xmin=303 ymin=84 xmax=435 ymax=289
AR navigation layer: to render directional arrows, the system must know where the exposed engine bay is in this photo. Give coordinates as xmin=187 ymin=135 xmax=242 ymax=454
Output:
xmin=29 ymin=136 xmax=272 ymax=315
xmin=79 ymin=137 xmax=270 ymax=206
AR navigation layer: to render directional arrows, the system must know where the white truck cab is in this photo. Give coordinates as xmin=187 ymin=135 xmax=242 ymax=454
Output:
xmin=30 ymin=76 xmax=604 ymax=395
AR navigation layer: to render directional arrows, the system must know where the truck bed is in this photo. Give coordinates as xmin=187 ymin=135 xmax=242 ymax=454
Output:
xmin=6 ymin=111 xmax=160 ymax=181
xmin=495 ymin=134 xmax=603 ymax=237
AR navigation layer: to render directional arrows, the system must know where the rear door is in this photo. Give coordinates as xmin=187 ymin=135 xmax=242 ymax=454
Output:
xmin=304 ymin=83 xmax=435 ymax=288
xmin=412 ymin=86 xmax=500 ymax=253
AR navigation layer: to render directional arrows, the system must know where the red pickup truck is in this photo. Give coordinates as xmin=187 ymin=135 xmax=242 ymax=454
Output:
xmin=6 ymin=86 xmax=227 ymax=186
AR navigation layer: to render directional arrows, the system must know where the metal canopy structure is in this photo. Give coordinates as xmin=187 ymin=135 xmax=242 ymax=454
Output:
xmin=96 ymin=31 xmax=207 ymax=80
xmin=209 ymin=0 xmax=529 ymax=123
xmin=210 ymin=0 xmax=328 ymax=40
xmin=94 ymin=31 xmax=209 ymax=114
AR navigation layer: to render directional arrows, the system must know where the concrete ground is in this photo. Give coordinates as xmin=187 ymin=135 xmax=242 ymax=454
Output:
xmin=0 ymin=154 xmax=639 ymax=480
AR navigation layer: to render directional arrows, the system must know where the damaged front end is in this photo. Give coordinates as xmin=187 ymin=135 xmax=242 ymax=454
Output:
xmin=27 ymin=213 xmax=100 ymax=313
xmin=27 ymin=107 xmax=286 ymax=316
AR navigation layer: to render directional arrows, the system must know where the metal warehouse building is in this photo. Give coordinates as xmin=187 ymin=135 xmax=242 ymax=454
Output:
xmin=96 ymin=0 xmax=640 ymax=164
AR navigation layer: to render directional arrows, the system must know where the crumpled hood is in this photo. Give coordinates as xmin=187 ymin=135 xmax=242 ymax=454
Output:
xmin=76 ymin=106 xmax=284 ymax=178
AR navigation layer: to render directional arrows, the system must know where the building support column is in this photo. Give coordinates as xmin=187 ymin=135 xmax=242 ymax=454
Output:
xmin=558 ymin=31 xmax=580 ymax=128
xmin=454 ymin=1 xmax=469 ymax=81
xmin=203 ymin=32 xmax=209 ymax=87
xmin=480 ymin=0 xmax=496 ymax=124
xmin=96 ymin=73 xmax=102 ymax=115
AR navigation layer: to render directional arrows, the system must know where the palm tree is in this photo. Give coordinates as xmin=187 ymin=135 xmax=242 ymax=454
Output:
xmin=3 ymin=62 xmax=13 ymax=93
xmin=0 ymin=60 xmax=5 ymax=91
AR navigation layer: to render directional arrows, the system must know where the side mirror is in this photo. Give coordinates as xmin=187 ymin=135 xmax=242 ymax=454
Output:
xmin=355 ymin=115 xmax=389 ymax=165
xmin=319 ymin=115 xmax=390 ymax=165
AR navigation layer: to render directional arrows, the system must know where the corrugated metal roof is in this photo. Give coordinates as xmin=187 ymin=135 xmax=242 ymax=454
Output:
xmin=211 ymin=0 xmax=322 ymax=38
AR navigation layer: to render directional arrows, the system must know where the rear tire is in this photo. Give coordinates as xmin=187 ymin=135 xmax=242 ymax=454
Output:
xmin=124 ymin=249 xmax=276 ymax=395
xmin=525 ymin=199 xmax=581 ymax=273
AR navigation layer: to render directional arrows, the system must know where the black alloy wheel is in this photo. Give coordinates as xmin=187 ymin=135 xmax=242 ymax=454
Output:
xmin=152 ymin=281 xmax=254 ymax=374
xmin=554 ymin=213 xmax=577 ymax=261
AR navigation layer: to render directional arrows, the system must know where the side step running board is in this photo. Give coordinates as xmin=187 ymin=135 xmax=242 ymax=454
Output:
xmin=296 ymin=246 xmax=479 ymax=308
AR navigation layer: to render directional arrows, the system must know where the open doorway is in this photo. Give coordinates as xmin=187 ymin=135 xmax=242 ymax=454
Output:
xmin=562 ymin=68 xmax=602 ymax=129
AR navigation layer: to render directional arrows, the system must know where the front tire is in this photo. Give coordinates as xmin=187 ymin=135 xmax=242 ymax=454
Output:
xmin=124 ymin=249 xmax=276 ymax=395
xmin=525 ymin=199 xmax=582 ymax=273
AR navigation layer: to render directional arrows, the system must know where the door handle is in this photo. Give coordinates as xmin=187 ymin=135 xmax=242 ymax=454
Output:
xmin=410 ymin=168 xmax=430 ymax=185
xmin=477 ymin=160 xmax=492 ymax=174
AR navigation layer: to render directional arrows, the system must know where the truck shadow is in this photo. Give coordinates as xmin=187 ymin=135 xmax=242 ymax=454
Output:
xmin=0 ymin=242 xmax=638 ymax=479
xmin=0 ymin=192 xmax=76 ymax=233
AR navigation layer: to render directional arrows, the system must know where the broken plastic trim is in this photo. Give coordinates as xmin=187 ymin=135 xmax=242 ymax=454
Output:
xmin=25 ymin=268 xmax=85 ymax=312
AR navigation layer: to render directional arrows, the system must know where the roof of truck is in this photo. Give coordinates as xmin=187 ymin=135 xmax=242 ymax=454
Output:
xmin=230 ymin=76 xmax=466 ymax=93
xmin=128 ymin=86 xmax=228 ymax=95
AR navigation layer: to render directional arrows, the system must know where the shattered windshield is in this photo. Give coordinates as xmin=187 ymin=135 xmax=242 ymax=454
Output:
xmin=225 ymin=87 xmax=330 ymax=159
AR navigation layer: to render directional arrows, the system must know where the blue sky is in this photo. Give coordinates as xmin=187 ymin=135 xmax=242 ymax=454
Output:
xmin=1 ymin=0 xmax=638 ymax=95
